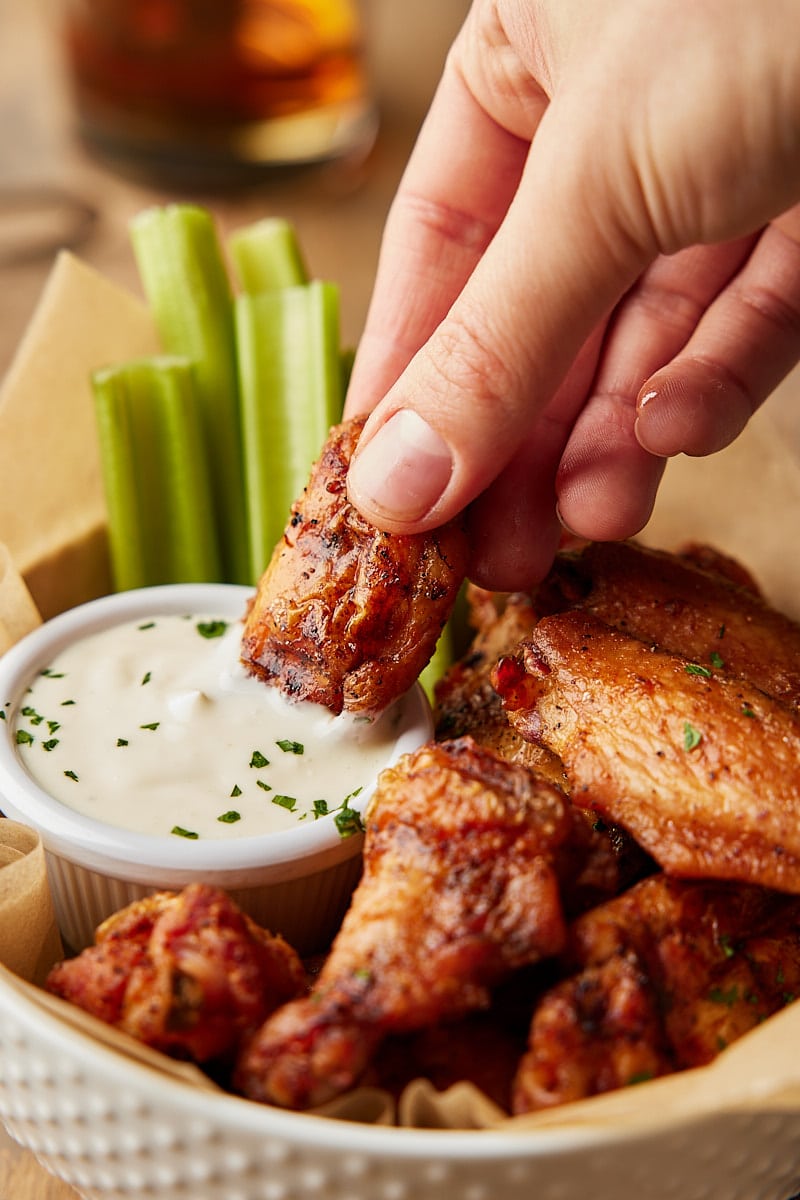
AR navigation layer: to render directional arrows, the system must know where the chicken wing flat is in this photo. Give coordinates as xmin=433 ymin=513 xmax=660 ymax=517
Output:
xmin=46 ymin=884 xmax=306 ymax=1064
xmin=235 ymin=737 xmax=580 ymax=1109
xmin=512 ymin=874 xmax=800 ymax=1113
xmin=493 ymin=610 xmax=800 ymax=891
xmin=241 ymin=416 xmax=469 ymax=715
xmin=552 ymin=539 xmax=800 ymax=705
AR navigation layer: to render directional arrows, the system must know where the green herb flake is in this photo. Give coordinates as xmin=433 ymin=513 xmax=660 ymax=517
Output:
xmin=231 ymin=783 xmax=242 ymax=797
xmin=249 ymin=750 xmax=269 ymax=769
xmin=61 ymin=699 xmax=76 ymax=706
xmin=138 ymin=621 xmax=156 ymax=630
xmin=64 ymin=769 xmax=79 ymax=782
xmin=15 ymin=729 xmax=34 ymax=746
xmin=272 ymin=793 xmax=298 ymax=812
xmin=197 ymin=620 xmax=228 ymax=640
xmin=334 ymin=805 xmax=365 ymax=839
xmin=710 ymin=651 xmax=725 ymax=669
xmin=709 ymin=984 xmax=739 ymax=1007
xmin=718 ymin=934 xmax=736 ymax=959
xmin=685 ymin=663 xmax=712 ymax=679
xmin=116 ymin=738 xmax=129 ymax=747
xmin=626 ymin=1070 xmax=654 ymax=1087
xmin=140 ymin=722 xmax=160 ymax=731
xmin=218 ymin=810 xmax=241 ymax=824
xmin=0 ymin=709 xmax=5 ymax=721
xmin=47 ymin=720 xmax=60 ymax=734
xmin=21 ymin=706 xmax=44 ymax=725
xmin=683 ymin=721 xmax=702 ymax=751
xmin=256 ymin=779 xmax=272 ymax=792
xmin=141 ymin=671 xmax=152 ymax=685
xmin=741 ymin=703 xmax=757 ymax=718
xmin=276 ymin=738 xmax=304 ymax=755
xmin=171 ymin=825 xmax=199 ymax=839
xmin=41 ymin=738 xmax=59 ymax=752
xmin=313 ymin=799 xmax=330 ymax=819
xmin=40 ymin=668 xmax=65 ymax=679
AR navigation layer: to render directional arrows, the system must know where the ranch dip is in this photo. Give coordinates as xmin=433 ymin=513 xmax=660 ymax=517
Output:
xmin=11 ymin=612 xmax=412 ymax=840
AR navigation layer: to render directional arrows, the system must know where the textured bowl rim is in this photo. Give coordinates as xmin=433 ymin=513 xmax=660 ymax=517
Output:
xmin=0 ymin=584 xmax=433 ymax=882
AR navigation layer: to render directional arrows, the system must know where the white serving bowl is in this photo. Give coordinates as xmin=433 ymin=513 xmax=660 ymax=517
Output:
xmin=0 ymin=960 xmax=799 ymax=1200
xmin=0 ymin=583 xmax=433 ymax=954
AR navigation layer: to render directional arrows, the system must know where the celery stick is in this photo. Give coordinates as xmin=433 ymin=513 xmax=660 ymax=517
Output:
xmin=419 ymin=623 xmax=455 ymax=706
xmin=236 ymin=281 xmax=343 ymax=578
xmin=129 ymin=204 xmax=249 ymax=584
xmin=92 ymin=357 xmax=222 ymax=589
xmin=229 ymin=217 xmax=309 ymax=293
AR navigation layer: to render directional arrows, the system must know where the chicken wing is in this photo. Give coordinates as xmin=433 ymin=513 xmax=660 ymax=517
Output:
xmin=512 ymin=874 xmax=800 ymax=1112
xmin=234 ymin=737 xmax=579 ymax=1109
xmin=493 ymin=610 xmax=800 ymax=891
xmin=46 ymin=884 xmax=307 ymax=1064
xmin=552 ymin=539 xmax=800 ymax=705
xmin=241 ymin=416 xmax=469 ymax=715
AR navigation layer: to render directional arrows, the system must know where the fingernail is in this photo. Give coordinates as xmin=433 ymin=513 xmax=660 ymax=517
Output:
xmin=348 ymin=410 xmax=453 ymax=522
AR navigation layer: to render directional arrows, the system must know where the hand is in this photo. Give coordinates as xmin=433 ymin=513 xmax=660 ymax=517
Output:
xmin=343 ymin=0 xmax=800 ymax=589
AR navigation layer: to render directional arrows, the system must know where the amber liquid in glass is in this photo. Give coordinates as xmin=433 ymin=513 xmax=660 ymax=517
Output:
xmin=62 ymin=0 xmax=377 ymax=183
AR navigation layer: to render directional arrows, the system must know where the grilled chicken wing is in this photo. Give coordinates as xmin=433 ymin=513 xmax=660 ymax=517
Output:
xmin=493 ymin=610 xmax=800 ymax=891
xmin=513 ymin=874 xmax=800 ymax=1112
xmin=552 ymin=539 xmax=800 ymax=705
xmin=241 ymin=416 xmax=469 ymax=716
xmin=235 ymin=737 xmax=580 ymax=1109
xmin=46 ymin=884 xmax=306 ymax=1063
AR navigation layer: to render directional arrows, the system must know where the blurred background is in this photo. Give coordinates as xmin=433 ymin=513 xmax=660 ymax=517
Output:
xmin=0 ymin=0 xmax=472 ymax=378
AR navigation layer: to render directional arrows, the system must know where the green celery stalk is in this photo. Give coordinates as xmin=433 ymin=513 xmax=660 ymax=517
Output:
xmin=129 ymin=204 xmax=249 ymax=584
xmin=418 ymin=623 xmax=455 ymax=706
xmin=229 ymin=217 xmax=309 ymax=293
xmin=236 ymin=281 xmax=343 ymax=578
xmin=92 ymin=356 xmax=222 ymax=590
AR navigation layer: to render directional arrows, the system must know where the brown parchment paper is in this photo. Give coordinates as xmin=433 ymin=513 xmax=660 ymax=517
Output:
xmin=2 ymin=253 xmax=800 ymax=1130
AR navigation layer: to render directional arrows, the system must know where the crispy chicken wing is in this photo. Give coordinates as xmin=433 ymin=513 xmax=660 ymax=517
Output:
xmin=552 ymin=539 xmax=800 ymax=704
xmin=493 ymin=610 xmax=800 ymax=891
xmin=513 ymin=874 xmax=800 ymax=1112
xmin=235 ymin=737 xmax=579 ymax=1109
xmin=46 ymin=884 xmax=306 ymax=1063
xmin=241 ymin=416 xmax=469 ymax=715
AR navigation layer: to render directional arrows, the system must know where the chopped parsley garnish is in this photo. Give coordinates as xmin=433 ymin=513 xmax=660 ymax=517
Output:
xmin=718 ymin=934 xmax=736 ymax=959
xmin=250 ymin=750 xmax=269 ymax=768
xmin=41 ymin=738 xmax=59 ymax=752
xmin=64 ymin=769 xmax=79 ymax=781
xmin=140 ymin=721 xmax=160 ymax=731
xmin=231 ymin=784 xmax=242 ymax=797
xmin=685 ymin=663 xmax=712 ymax=678
xmin=0 ymin=709 xmax=5 ymax=721
xmin=47 ymin=720 xmax=60 ymax=734
xmin=709 ymin=651 xmax=725 ymax=669
xmin=709 ymin=984 xmax=739 ymax=1007
xmin=21 ymin=706 xmax=44 ymax=725
xmin=117 ymin=737 xmax=128 ymax=747
xmin=313 ymin=799 xmax=330 ymax=819
xmin=276 ymin=738 xmax=304 ymax=755
xmin=61 ymin=699 xmax=76 ymax=706
xmin=141 ymin=671 xmax=151 ymax=685
xmin=256 ymin=779 xmax=272 ymax=792
xmin=196 ymin=620 xmax=228 ymax=639
xmin=272 ymin=793 xmax=298 ymax=812
xmin=683 ymin=721 xmax=702 ymax=751
xmin=138 ymin=621 xmax=156 ymax=630
xmin=40 ymin=668 xmax=65 ymax=679
xmin=171 ymin=825 xmax=199 ymax=839
xmin=741 ymin=703 xmax=756 ymax=718
xmin=15 ymin=729 xmax=34 ymax=746
xmin=217 ymin=810 xmax=241 ymax=824
xmin=334 ymin=804 xmax=365 ymax=839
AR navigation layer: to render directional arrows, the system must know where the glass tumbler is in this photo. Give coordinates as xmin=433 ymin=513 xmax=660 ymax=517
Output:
xmin=60 ymin=0 xmax=378 ymax=185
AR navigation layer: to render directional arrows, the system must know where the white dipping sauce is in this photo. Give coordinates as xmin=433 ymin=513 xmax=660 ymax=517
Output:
xmin=12 ymin=613 xmax=411 ymax=840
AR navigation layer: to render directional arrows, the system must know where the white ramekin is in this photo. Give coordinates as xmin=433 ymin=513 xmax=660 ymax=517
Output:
xmin=0 ymin=583 xmax=433 ymax=952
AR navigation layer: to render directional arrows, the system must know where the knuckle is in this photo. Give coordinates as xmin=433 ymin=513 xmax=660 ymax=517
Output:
xmin=736 ymin=281 xmax=800 ymax=344
xmin=427 ymin=312 xmax=525 ymax=419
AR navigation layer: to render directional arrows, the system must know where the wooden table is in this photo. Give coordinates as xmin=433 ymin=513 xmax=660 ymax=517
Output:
xmin=0 ymin=0 xmax=468 ymax=1194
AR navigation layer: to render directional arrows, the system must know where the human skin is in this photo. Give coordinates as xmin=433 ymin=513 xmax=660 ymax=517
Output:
xmin=343 ymin=0 xmax=800 ymax=590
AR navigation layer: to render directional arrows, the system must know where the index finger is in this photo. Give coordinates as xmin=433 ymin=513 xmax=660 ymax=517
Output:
xmin=344 ymin=52 xmax=536 ymax=416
